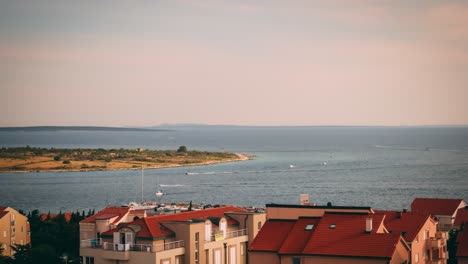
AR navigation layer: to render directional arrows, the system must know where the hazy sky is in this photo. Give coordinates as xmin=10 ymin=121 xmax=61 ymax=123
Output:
xmin=1 ymin=0 xmax=467 ymax=126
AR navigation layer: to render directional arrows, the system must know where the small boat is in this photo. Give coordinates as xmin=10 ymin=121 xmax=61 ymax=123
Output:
xmin=155 ymin=190 xmax=165 ymax=197
xmin=289 ymin=164 xmax=295 ymax=168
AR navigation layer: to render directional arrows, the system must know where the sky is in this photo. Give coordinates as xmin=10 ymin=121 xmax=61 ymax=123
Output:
xmin=1 ymin=0 xmax=467 ymax=127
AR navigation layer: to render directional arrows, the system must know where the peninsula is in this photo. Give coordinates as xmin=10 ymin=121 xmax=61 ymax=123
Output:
xmin=0 ymin=146 xmax=250 ymax=173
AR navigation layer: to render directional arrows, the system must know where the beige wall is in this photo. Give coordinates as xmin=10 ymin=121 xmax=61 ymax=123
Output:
xmin=409 ymin=218 xmax=439 ymax=263
xmin=226 ymin=212 xmax=266 ymax=243
xmin=0 ymin=207 xmax=30 ymax=256
xmin=266 ymin=207 xmax=371 ymax=220
xmin=390 ymin=239 xmax=410 ymax=264
xmin=249 ymin=251 xmax=280 ymax=264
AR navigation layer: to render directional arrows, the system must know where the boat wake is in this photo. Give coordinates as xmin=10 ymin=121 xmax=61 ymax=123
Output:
xmin=159 ymin=184 xmax=185 ymax=187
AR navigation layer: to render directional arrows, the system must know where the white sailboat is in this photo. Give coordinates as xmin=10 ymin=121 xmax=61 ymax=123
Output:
xmin=128 ymin=167 xmax=158 ymax=210
xmin=155 ymin=172 xmax=166 ymax=197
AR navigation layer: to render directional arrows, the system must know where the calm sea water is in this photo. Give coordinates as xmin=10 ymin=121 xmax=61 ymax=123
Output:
xmin=0 ymin=126 xmax=467 ymax=213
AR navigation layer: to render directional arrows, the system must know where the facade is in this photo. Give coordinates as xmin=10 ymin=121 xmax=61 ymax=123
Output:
xmin=80 ymin=206 xmax=265 ymax=264
xmin=249 ymin=204 xmax=410 ymax=264
xmin=411 ymin=198 xmax=466 ymax=231
xmin=0 ymin=207 xmax=31 ymax=257
xmin=378 ymin=210 xmax=448 ymax=264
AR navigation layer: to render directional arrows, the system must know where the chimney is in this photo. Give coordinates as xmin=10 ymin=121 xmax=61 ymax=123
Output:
xmin=300 ymin=194 xmax=309 ymax=205
xmin=366 ymin=218 xmax=373 ymax=233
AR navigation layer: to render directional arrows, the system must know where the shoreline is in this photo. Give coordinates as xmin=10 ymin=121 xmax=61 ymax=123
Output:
xmin=0 ymin=153 xmax=254 ymax=174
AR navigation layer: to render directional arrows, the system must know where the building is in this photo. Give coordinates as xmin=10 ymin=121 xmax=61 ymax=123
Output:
xmin=40 ymin=212 xmax=73 ymax=223
xmin=457 ymin=223 xmax=468 ymax=264
xmin=411 ymin=198 xmax=466 ymax=231
xmin=0 ymin=207 xmax=31 ymax=257
xmin=377 ymin=210 xmax=448 ymax=263
xmin=249 ymin=204 xmax=410 ymax=264
xmin=80 ymin=206 xmax=265 ymax=264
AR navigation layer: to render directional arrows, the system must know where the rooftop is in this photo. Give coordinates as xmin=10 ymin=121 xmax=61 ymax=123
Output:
xmin=411 ymin=198 xmax=465 ymax=216
xmin=376 ymin=210 xmax=431 ymax=242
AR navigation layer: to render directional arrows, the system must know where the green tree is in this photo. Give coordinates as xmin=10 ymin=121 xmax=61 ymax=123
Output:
xmin=177 ymin=146 xmax=187 ymax=153
xmin=53 ymin=156 xmax=61 ymax=161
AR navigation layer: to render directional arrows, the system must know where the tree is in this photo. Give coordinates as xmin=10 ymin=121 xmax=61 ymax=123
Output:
xmin=53 ymin=156 xmax=61 ymax=161
xmin=0 ymin=244 xmax=13 ymax=264
xmin=177 ymin=146 xmax=187 ymax=153
xmin=10 ymin=244 xmax=32 ymax=264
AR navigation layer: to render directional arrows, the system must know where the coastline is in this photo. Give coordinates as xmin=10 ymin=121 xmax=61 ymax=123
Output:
xmin=0 ymin=153 xmax=254 ymax=173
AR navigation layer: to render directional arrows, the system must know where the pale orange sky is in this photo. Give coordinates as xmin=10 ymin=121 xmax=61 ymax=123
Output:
xmin=1 ymin=0 xmax=467 ymax=126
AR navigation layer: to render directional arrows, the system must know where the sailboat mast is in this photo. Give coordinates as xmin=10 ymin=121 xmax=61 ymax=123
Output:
xmin=141 ymin=166 xmax=144 ymax=202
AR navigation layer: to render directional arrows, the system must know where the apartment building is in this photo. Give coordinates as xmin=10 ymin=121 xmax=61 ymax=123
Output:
xmin=378 ymin=210 xmax=448 ymax=264
xmin=411 ymin=198 xmax=466 ymax=231
xmin=248 ymin=204 xmax=410 ymax=264
xmin=80 ymin=206 xmax=265 ymax=264
xmin=0 ymin=206 xmax=31 ymax=257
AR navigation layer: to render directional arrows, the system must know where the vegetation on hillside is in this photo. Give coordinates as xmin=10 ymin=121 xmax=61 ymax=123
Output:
xmin=0 ymin=146 xmax=240 ymax=172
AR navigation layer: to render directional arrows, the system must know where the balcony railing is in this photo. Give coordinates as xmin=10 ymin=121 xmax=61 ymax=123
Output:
xmin=80 ymin=238 xmax=184 ymax=253
xmin=429 ymin=237 xmax=446 ymax=249
xmin=206 ymin=229 xmax=247 ymax=242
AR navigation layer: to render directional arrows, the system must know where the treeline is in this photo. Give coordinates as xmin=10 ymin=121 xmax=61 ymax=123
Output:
xmin=0 ymin=146 xmax=237 ymax=162
xmin=0 ymin=210 xmax=95 ymax=264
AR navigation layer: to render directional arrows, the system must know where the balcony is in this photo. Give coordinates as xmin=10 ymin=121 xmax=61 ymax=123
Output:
xmin=80 ymin=238 xmax=184 ymax=253
xmin=206 ymin=229 xmax=247 ymax=242
xmin=429 ymin=237 xmax=446 ymax=249
xmin=435 ymin=231 xmax=448 ymax=239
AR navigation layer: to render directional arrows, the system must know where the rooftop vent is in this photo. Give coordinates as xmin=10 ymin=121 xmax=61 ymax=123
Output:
xmin=305 ymin=224 xmax=314 ymax=231
xmin=329 ymin=224 xmax=336 ymax=229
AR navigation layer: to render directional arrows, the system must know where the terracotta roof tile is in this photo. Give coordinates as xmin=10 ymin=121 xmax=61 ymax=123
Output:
xmin=40 ymin=212 xmax=73 ymax=222
xmin=454 ymin=207 xmax=468 ymax=228
xmin=457 ymin=223 xmax=468 ymax=257
xmin=302 ymin=213 xmax=401 ymax=258
xmin=0 ymin=211 xmax=8 ymax=220
xmin=249 ymin=220 xmax=296 ymax=252
xmin=104 ymin=206 xmax=246 ymax=239
xmin=80 ymin=207 xmax=131 ymax=224
xmin=278 ymin=217 xmax=321 ymax=254
xmin=376 ymin=210 xmax=431 ymax=242
xmin=411 ymin=198 xmax=464 ymax=216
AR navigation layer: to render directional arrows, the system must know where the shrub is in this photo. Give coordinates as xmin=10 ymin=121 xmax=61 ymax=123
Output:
xmin=177 ymin=146 xmax=188 ymax=153
xmin=53 ymin=155 xmax=61 ymax=161
xmin=63 ymin=160 xmax=71 ymax=164
xmin=104 ymin=157 xmax=112 ymax=162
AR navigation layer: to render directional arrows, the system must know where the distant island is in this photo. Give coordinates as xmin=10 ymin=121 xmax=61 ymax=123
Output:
xmin=0 ymin=146 xmax=250 ymax=173
xmin=0 ymin=126 xmax=173 ymax=132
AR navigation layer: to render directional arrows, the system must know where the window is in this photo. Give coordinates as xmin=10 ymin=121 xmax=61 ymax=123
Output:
xmin=415 ymin=235 xmax=419 ymax=243
xmin=21 ymin=226 xmax=23 ymax=232
xmin=3 ymin=231 xmax=6 ymax=237
xmin=258 ymin=221 xmax=262 ymax=230
xmin=20 ymin=240 xmax=23 ymax=245
xmin=85 ymin=256 xmax=94 ymax=264
xmin=205 ymin=222 xmax=212 ymax=241
xmin=329 ymin=224 xmax=336 ymax=229
xmin=424 ymin=250 xmax=428 ymax=260
xmin=414 ymin=253 xmax=419 ymax=263
xmin=195 ymin=232 xmax=199 ymax=264
xmin=424 ymin=230 xmax=429 ymax=240
xmin=305 ymin=224 xmax=314 ymax=231
xmin=214 ymin=249 xmax=221 ymax=264
xmin=229 ymin=246 xmax=236 ymax=264
xmin=292 ymin=257 xmax=300 ymax=264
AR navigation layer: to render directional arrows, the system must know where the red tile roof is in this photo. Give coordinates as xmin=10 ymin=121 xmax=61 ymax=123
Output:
xmin=80 ymin=207 xmax=131 ymax=224
xmin=104 ymin=206 xmax=247 ymax=239
xmin=249 ymin=220 xmax=296 ymax=252
xmin=457 ymin=223 xmax=468 ymax=257
xmin=278 ymin=217 xmax=321 ymax=254
xmin=454 ymin=207 xmax=468 ymax=228
xmin=411 ymin=198 xmax=465 ymax=216
xmin=0 ymin=207 xmax=7 ymax=219
xmin=302 ymin=213 xmax=401 ymax=258
xmin=376 ymin=210 xmax=431 ymax=242
xmin=40 ymin=212 xmax=73 ymax=222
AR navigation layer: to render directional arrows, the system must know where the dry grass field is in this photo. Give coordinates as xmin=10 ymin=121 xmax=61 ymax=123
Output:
xmin=0 ymin=147 xmax=250 ymax=172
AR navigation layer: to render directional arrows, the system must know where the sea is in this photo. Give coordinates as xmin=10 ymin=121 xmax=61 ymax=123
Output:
xmin=0 ymin=126 xmax=467 ymax=214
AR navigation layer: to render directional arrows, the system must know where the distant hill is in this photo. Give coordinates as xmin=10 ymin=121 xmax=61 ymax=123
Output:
xmin=0 ymin=126 xmax=173 ymax=132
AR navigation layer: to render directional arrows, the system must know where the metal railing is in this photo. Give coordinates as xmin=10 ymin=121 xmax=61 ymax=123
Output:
xmin=207 ymin=229 xmax=247 ymax=241
xmin=80 ymin=238 xmax=184 ymax=253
